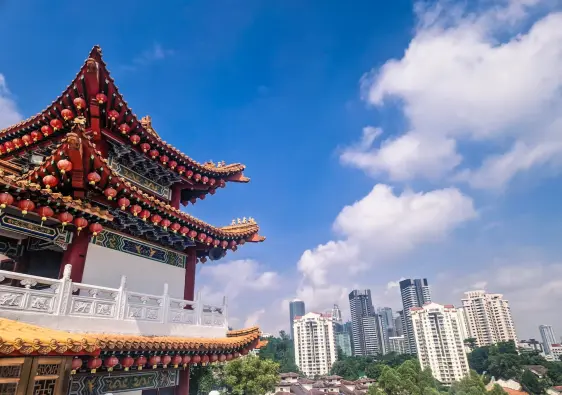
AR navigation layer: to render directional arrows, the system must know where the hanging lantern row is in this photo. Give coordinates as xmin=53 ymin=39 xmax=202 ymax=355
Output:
xmin=77 ymin=348 xmax=252 ymax=374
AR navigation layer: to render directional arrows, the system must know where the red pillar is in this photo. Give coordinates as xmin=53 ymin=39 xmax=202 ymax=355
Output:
xmin=177 ymin=369 xmax=190 ymax=395
xmin=171 ymin=184 xmax=183 ymax=210
xmin=59 ymin=231 xmax=90 ymax=282
xmin=184 ymin=249 xmax=197 ymax=302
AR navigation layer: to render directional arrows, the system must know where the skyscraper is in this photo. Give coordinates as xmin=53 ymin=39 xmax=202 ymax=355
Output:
xmin=395 ymin=311 xmax=404 ymax=337
xmin=400 ymin=278 xmax=431 ymax=354
xmin=289 ymin=299 xmax=305 ymax=340
xmin=539 ymin=325 xmax=557 ymax=355
xmin=411 ymin=303 xmax=470 ymax=385
xmin=349 ymin=289 xmax=387 ymax=356
xmin=461 ymin=291 xmax=518 ymax=347
xmin=294 ymin=312 xmax=337 ymax=377
xmin=332 ymin=304 xmax=343 ymax=324
xmin=378 ymin=307 xmax=395 ymax=337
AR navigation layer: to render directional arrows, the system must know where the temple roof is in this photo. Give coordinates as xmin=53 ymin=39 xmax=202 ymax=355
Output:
xmin=0 ymin=318 xmax=260 ymax=356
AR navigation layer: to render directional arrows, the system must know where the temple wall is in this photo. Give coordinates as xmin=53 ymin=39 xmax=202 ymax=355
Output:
xmin=82 ymin=243 xmax=186 ymax=299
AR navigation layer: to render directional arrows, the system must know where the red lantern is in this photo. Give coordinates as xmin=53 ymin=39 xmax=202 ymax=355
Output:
xmin=221 ymin=240 xmax=228 ymax=249
xmin=220 ymin=179 xmax=226 ymax=188
xmin=168 ymin=160 xmax=177 ymax=170
xmin=188 ymin=230 xmax=197 ymax=239
xmin=21 ymin=134 xmax=32 ymax=146
xmin=177 ymin=165 xmax=186 ymax=174
xmin=198 ymin=233 xmax=206 ymax=242
xmin=210 ymin=178 xmax=217 ymax=186
xmin=140 ymin=143 xmax=151 ymax=153
xmin=186 ymin=170 xmax=193 ymax=179
xmin=41 ymin=125 xmax=53 ymax=137
xmin=31 ymin=131 xmax=42 ymax=142
xmin=209 ymin=188 xmax=216 ymax=195
xmin=201 ymin=355 xmax=210 ymax=365
xmin=61 ymin=108 xmax=74 ymax=121
xmin=104 ymin=355 xmax=119 ymax=372
xmin=74 ymin=217 xmax=88 ymax=233
xmin=96 ymin=93 xmax=108 ymax=104
xmin=200 ymin=257 xmax=207 ymax=264
xmin=149 ymin=149 xmax=159 ymax=159
xmin=0 ymin=144 xmax=5 ymax=155
xmin=89 ymin=223 xmax=103 ymax=236
xmin=192 ymin=355 xmax=201 ymax=365
xmin=198 ymin=194 xmax=206 ymax=200
xmin=3 ymin=141 xmax=13 ymax=152
xmin=119 ymin=123 xmax=130 ymax=135
xmin=149 ymin=355 xmax=161 ymax=369
xmin=18 ymin=200 xmax=35 ymax=215
xmin=160 ymin=155 xmax=169 ymax=165
xmin=170 ymin=223 xmax=181 ymax=233
xmin=182 ymin=355 xmax=191 ymax=367
xmin=87 ymin=357 xmax=102 ymax=373
xmin=50 ymin=119 xmax=63 ymax=131
xmin=108 ymin=110 xmax=120 ymax=121
xmin=226 ymin=354 xmax=233 ymax=361
xmin=229 ymin=240 xmax=237 ymax=250
xmin=56 ymin=159 xmax=72 ymax=174
xmin=135 ymin=355 xmax=147 ymax=370
xmin=73 ymin=97 xmax=87 ymax=110
xmin=130 ymin=204 xmax=142 ymax=216
xmin=205 ymin=236 xmax=213 ymax=245
xmin=104 ymin=187 xmax=117 ymax=200
xmin=71 ymin=357 xmax=82 ymax=374
xmin=202 ymin=176 xmax=209 ymax=184
xmin=130 ymin=134 xmax=141 ymax=145
xmin=241 ymin=349 xmax=249 ymax=356
xmin=12 ymin=138 xmax=22 ymax=149
xmin=140 ymin=209 xmax=151 ymax=221
xmin=162 ymin=355 xmax=172 ymax=367
xmin=118 ymin=197 xmax=130 ymax=210
xmin=42 ymin=175 xmax=58 ymax=189
xmin=87 ymin=172 xmax=101 ymax=185
xmin=172 ymin=355 xmax=182 ymax=368
xmin=239 ymin=238 xmax=246 ymax=245
xmin=0 ymin=192 xmax=14 ymax=209
xmin=219 ymin=354 xmax=226 ymax=362
xmin=58 ymin=212 xmax=73 ymax=227
xmin=210 ymin=354 xmax=218 ymax=363
xmin=151 ymin=214 xmax=162 ymax=225
xmin=194 ymin=173 xmax=202 ymax=182
xmin=160 ymin=218 xmax=171 ymax=229
xmin=180 ymin=226 xmax=189 ymax=236
xmin=233 ymin=352 xmax=240 ymax=359
xmin=121 ymin=355 xmax=134 ymax=371
xmin=36 ymin=206 xmax=54 ymax=223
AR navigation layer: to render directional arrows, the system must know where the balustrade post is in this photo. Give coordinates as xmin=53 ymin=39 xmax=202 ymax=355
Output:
xmin=117 ymin=275 xmax=127 ymax=319
xmin=222 ymin=296 xmax=228 ymax=328
xmin=195 ymin=291 xmax=203 ymax=325
xmin=162 ymin=283 xmax=169 ymax=323
xmin=55 ymin=264 xmax=73 ymax=316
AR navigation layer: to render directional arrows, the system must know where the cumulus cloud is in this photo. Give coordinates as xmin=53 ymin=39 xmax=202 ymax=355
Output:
xmin=0 ymin=75 xmax=22 ymax=128
xmin=295 ymin=184 xmax=477 ymax=311
xmin=342 ymin=0 xmax=562 ymax=189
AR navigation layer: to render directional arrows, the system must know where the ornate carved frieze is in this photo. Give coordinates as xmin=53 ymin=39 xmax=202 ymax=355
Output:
xmin=91 ymin=229 xmax=187 ymax=268
xmin=0 ymin=235 xmax=23 ymax=257
xmin=69 ymin=370 xmax=179 ymax=395
xmin=0 ymin=214 xmax=73 ymax=250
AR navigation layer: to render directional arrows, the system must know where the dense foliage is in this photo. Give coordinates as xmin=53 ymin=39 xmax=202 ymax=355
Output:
xmin=330 ymin=352 xmax=416 ymax=381
xmin=258 ymin=330 xmax=301 ymax=373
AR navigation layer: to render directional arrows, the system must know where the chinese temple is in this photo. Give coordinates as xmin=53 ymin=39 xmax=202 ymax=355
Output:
xmin=0 ymin=46 xmax=264 ymax=395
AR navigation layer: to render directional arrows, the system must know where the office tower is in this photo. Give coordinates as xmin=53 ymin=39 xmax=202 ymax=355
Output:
xmin=400 ymin=279 xmax=431 ymax=354
xmin=332 ymin=304 xmax=343 ymax=324
xmin=388 ymin=336 xmax=406 ymax=354
xmin=395 ymin=311 xmax=404 ymax=337
xmin=461 ymin=290 xmax=518 ymax=347
xmin=411 ymin=303 xmax=470 ymax=385
xmin=343 ymin=321 xmax=354 ymax=354
xmin=361 ymin=314 xmax=387 ymax=356
xmin=378 ymin=307 xmax=395 ymax=337
xmin=289 ymin=299 xmax=305 ymax=339
xmin=349 ymin=289 xmax=378 ymax=356
xmin=293 ymin=312 xmax=337 ymax=377
xmin=335 ymin=331 xmax=353 ymax=357
xmin=540 ymin=325 xmax=558 ymax=355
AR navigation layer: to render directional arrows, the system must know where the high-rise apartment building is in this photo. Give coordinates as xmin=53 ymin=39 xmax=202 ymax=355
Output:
xmin=289 ymin=299 xmax=305 ymax=339
xmin=349 ymin=290 xmax=374 ymax=356
xmin=293 ymin=312 xmax=337 ymax=377
xmin=411 ymin=303 xmax=470 ymax=385
xmin=400 ymin=279 xmax=431 ymax=354
xmin=540 ymin=325 xmax=558 ymax=355
xmin=378 ymin=307 xmax=395 ymax=337
xmin=335 ymin=332 xmax=353 ymax=357
xmin=461 ymin=291 xmax=518 ymax=347
xmin=388 ymin=336 xmax=406 ymax=354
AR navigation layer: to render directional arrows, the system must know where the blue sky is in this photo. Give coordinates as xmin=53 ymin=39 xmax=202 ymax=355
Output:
xmin=2 ymin=0 xmax=562 ymax=339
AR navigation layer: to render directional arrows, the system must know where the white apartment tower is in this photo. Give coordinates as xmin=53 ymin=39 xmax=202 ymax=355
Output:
xmin=411 ymin=303 xmax=470 ymax=385
xmin=294 ymin=312 xmax=337 ymax=377
xmin=461 ymin=290 xmax=518 ymax=347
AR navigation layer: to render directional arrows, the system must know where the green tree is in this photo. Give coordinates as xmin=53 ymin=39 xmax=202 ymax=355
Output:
xmin=468 ymin=347 xmax=490 ymax=374
xmin=448 ymin=371 xmax=507 ymax=395
xmin=487 ymin=385 xmax=508 ymax=395
xmin=487 ymin=353 xmax=521 ymax=380
xmin=520 ymin=369 xmax=545 ymax=395
xmin=223 ymin=355 xmax=279 ymax=395
xmin=258 ymin=331 xmax=300 ymax=373
xmin=189 ymin=365 xmax=216 ymax=395
xmin=365 ymin=363 xmax=386 ymax=380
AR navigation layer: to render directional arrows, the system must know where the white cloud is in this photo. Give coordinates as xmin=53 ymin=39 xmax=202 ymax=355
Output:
xmin=295 ymin=184 xmax=477 ymax=311
xmin=244 ymin=309 xmax=266 ymax=327
xmin=343 ymin=0 xmax=562 ymax=189
xmin=0 ymin=74 xmax=22 ymax=128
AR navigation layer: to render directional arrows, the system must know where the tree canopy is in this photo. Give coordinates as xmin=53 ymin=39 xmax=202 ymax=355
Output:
xmin=223 ymin=355 xmax=279 ymax=395
xmin=331 ymin=352 xmax=416 ymax=381
xmin=258 ymin=330 xmax=301 ymax=373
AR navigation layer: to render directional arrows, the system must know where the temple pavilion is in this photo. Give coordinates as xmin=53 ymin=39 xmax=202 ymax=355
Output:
xmin=0 ymin=46 xmax=264 ymax=395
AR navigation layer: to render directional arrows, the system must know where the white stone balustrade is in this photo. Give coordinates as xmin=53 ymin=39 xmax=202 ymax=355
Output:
xmin=0 ymin=264 xmax=228 ymax=338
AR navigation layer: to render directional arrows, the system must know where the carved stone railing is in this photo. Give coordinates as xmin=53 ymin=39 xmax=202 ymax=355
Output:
xmin=0 ymin=264 xmax=228 ymax=329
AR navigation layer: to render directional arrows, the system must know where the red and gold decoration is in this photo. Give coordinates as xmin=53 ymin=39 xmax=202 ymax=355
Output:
xmin=57 ymin=159 xmax=73 ymax=174
xmin=50 ymin=119 xmax=63 ymax=131
xmin=42 ymin=175 xmax=58 ymax=189
xmin=119 ymin=123 xmax=131 ymax=135
xmin=87 ymin=357 xmax=102 ymax=373
xmin=89 ymin=223 xmax=103 ymax=236
xmin=58 ymin=211 xmax=74 ymax=227
xmin=130 ymin=204 xmax=142 ymax=216
xmin=104 ymin=187 xmax=117 ymax=200
xmin=130 ymin=134 xmax=140 ymax=145
xmin=135 ymin=355 xmax=147 ymax=371
xmin=118 ymin=197 xmax=131 ymax=210
xmin=61 ymin=108 xmax=74 ymax=121
xmin=96 ymin=93 xmax=108 ymax=104
xmin=109 ymin=110 xmax=120 ymax=121
xmin=74 ymin=97 xmax=87 ymax=110
xmin=149 ymin=355 xmax=161 ymax=369
xmin=36 ymin=206 xmax=54 ymax=224
xmin=87 ymin=172 xmax=101 ymax=185
xmin=18 ymin=199 xmax=35 ymax=215
xmin=0 ymin=192 xmax=14 ymax=212
xmin=104 ymin=355 xmax=119 ymax=372
xmin=161 ymin=355 xmax=172 ymax=368
xmin=74 ymin=217 xmax=88 ymax=234
xmin=71 ymin=357 xmax=83 ymax=375
xmin=121 ymin=355 xmax=134 ymax=371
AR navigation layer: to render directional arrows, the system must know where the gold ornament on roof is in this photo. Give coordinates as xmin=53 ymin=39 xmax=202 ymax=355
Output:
xmin=74 ymin=116 xmax=87 ymax=125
